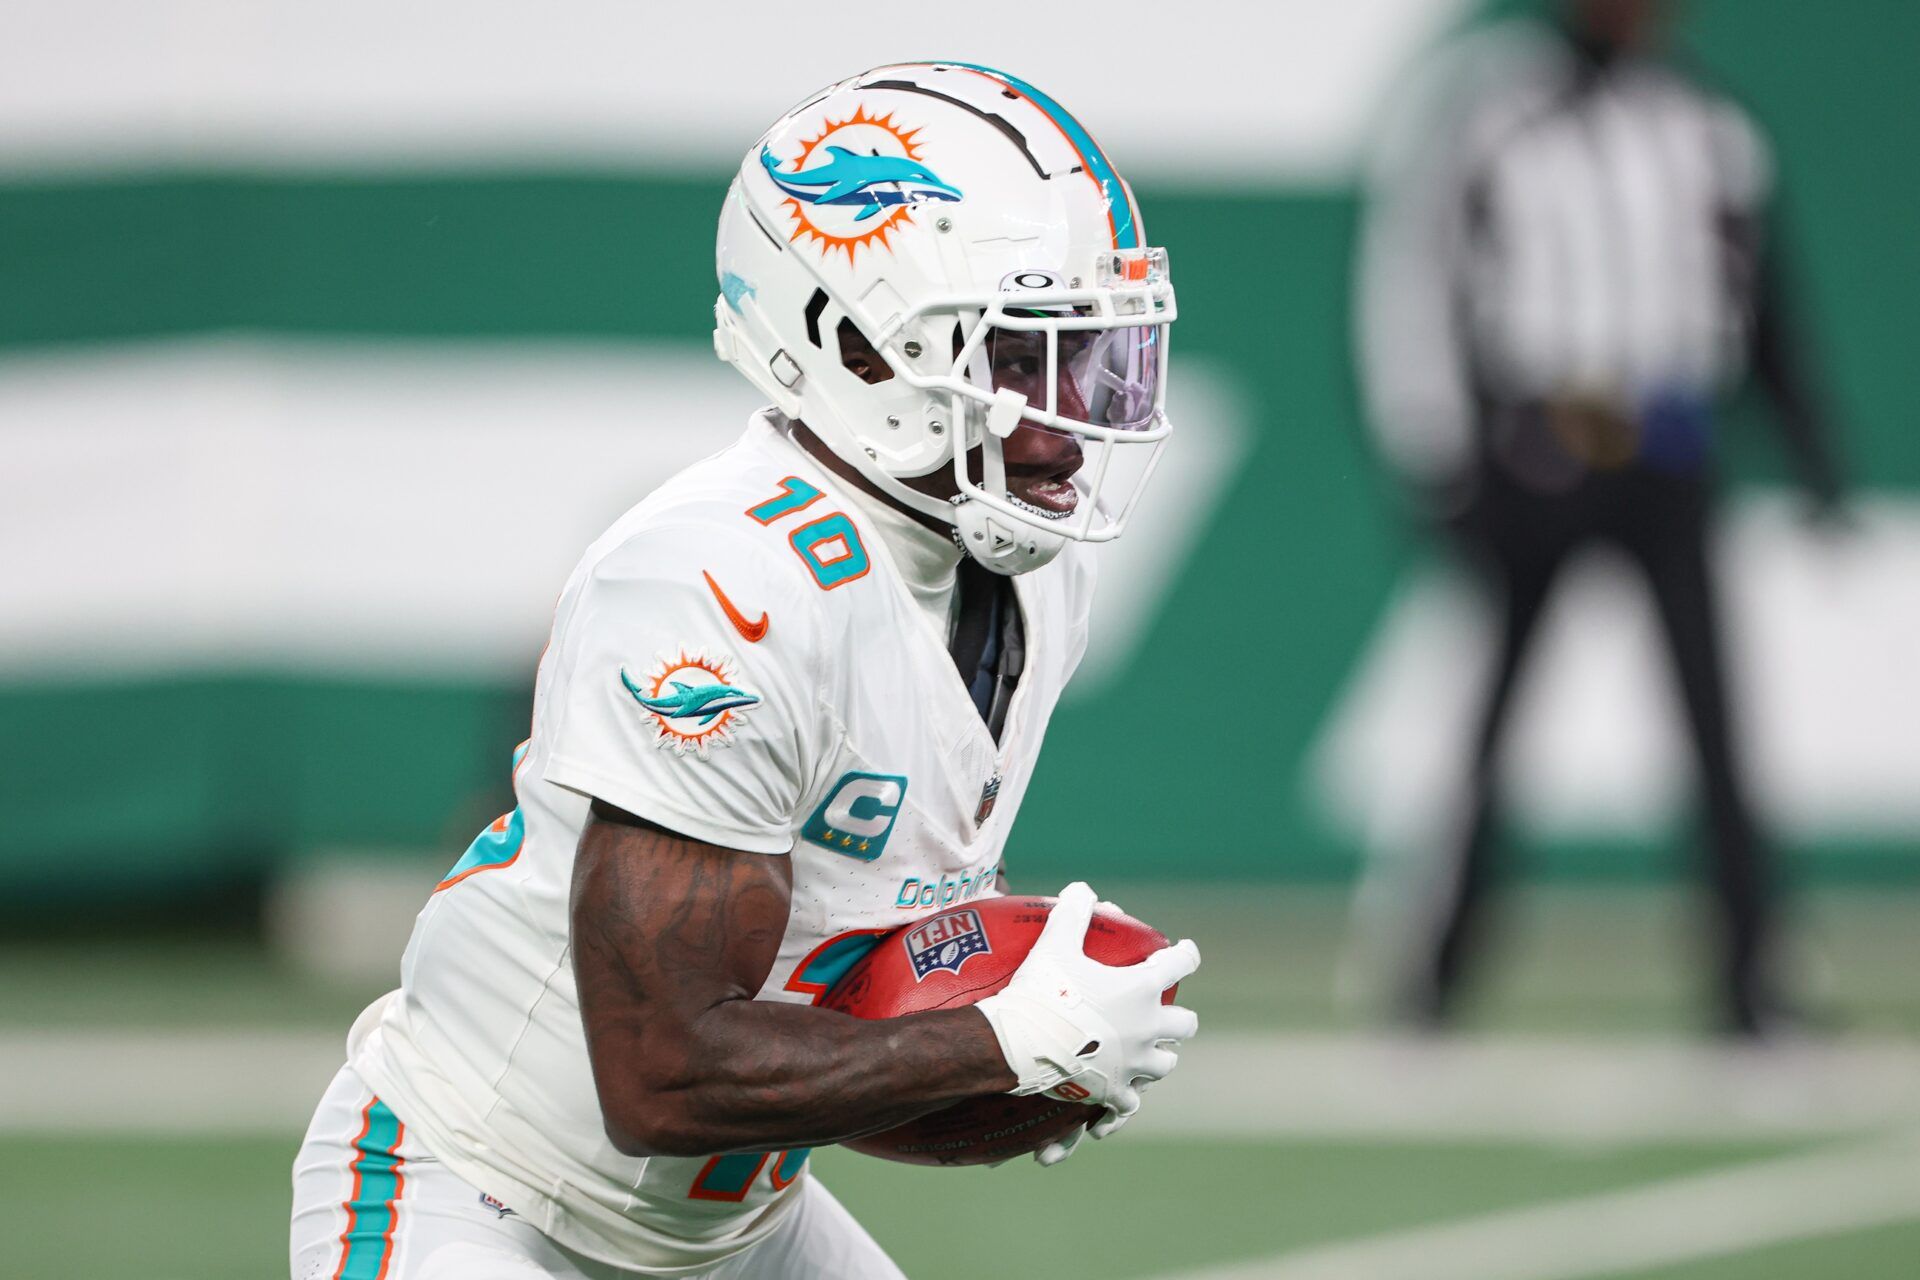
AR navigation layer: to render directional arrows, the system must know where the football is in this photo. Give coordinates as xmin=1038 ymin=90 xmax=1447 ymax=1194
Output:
xmin=821 ymin=894 xmax=1177 ymax=1166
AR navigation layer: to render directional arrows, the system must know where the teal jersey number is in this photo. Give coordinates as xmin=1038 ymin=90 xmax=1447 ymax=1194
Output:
xmin=745 ymin=475 xmax=824 ymax=525
xmin=743 ymin=476 xmax=870 ymax=591
xmin=438 ymin=740 xmax=531 ymax=890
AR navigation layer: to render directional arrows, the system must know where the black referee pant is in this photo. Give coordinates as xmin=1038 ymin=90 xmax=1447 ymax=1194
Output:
xmin=1416 ymin=457 xmax=1778 ymax=1032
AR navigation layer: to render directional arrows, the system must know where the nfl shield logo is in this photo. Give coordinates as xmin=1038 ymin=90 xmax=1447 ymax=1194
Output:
xmin=974 ymin=774 xmax=1001 ymax=826
xmin=903 ymin=909 xmax=992 ymax=981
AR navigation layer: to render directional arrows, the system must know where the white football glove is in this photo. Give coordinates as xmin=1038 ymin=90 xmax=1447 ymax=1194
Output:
xmin=975 ymin=882 xmax=1200 ymax=1163
xmin=1032 ymin=1075 xmax=1165 ymax=1166
xmin=1034 ymin=1124 xmax=1087 ymax=1167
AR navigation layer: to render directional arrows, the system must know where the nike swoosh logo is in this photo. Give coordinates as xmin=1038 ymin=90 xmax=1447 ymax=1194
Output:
xmin=703 ymin=570 xmax=769 ymax=643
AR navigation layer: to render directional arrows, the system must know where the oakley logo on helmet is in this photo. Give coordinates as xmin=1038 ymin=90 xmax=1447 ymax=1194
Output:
xmin=1002 ymin=269 xmax=1066 ymax=291
xmin=759 ymin=105 xmax=962 ymax=262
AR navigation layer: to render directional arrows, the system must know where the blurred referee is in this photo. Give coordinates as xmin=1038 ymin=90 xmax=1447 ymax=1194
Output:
xmin=1355 ymin=0 xmax=1846 ymax=1035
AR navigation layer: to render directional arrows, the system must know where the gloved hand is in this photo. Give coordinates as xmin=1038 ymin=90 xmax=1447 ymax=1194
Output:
xmin=1033 ymin=1076 xmax=1166 ymax=1166
xmin=975 ymin=882 xmax=1200 ymax=1163
xmin=1034 ymin=1123 xmax=1087 ymax=1167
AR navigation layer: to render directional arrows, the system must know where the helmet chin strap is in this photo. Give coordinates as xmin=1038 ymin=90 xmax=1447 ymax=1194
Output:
xmin=951 ymin=390 xmax=1069 ymax=575
xmin=951 ymin=494 xmax=1068 ymax=576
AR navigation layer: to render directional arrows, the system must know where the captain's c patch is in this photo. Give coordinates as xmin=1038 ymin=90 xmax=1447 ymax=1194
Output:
xmin=801 ymin=772 xmax=908 ymax=860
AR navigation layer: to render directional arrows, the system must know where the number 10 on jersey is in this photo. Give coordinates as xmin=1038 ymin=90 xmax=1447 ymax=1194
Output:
xmin=745 ymin=476 xmax=870 ymax=591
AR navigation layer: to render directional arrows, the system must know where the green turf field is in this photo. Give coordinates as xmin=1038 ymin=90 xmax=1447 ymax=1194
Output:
xmin=2 ymin=886 xmax=1915 ymax=1278
xmin=11 ymin=1133 xmax=1918 ymax=1280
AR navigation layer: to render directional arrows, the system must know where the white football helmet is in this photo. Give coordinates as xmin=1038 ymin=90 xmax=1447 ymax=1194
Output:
xmin=713 ymin=63 xmax=1176 ymax=574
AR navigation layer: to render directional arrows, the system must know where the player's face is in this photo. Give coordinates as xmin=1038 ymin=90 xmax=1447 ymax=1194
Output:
xmin=982 ymin=322 xmax=1161 ymax=435
xmin=838 ymin=322 xmax=1087 ymax=517
xmin=993 ymin=420 xmax=1085 ymax=517
xmin=984 ymin=328 xmax=1090 ymax=422
xmin=981 ymin=328 xmax=1088 ymax=516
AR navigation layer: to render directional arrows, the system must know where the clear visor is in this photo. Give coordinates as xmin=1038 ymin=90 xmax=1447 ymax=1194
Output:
xmin=882 ymin=261 xmax=1176 ymax=545
xmin=942 ymin=306 xmax=1170 ymax=543
xmin=977 ymin=319 xmax=1162 ymax=433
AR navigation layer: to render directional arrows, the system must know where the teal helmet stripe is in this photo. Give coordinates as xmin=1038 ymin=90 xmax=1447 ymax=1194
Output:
xmin=944 ymin=62 xmax=1139 ymax=249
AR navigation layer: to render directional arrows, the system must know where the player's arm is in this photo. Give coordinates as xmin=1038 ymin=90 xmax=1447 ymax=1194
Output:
xmin=1737 ymin=211 xmax=1846 ymax=512
xmin=558 ymin=534 xmax=1196 ymax=1159
xmin=1711 ymin=103 xmax=1845 ymax=514
xmin=570 ymin=800 xmax=1016 ymax=1157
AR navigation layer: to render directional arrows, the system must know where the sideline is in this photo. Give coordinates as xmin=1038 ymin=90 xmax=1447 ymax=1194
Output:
xmin=1127 ymin=1030 xmax=1920 ymax=1144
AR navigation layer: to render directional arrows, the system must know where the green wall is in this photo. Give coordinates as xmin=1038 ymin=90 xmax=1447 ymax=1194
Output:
xmin=4 ymin=0 xmax=1916 ymax=898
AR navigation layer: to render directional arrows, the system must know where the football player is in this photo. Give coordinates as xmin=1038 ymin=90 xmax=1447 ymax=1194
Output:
xmin=290 ymin=63 xmax=1199 ymax=1280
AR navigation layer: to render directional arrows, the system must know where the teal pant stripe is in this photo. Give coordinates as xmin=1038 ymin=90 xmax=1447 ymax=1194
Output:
xmin=338 ymin=1098 xmax=406 ymax=1280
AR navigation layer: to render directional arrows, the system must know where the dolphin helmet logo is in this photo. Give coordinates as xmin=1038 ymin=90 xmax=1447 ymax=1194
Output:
xmin=759 ymin=146 xmax=962 ymax=222
xmin=621 ymin=649 xmax=759 ymax=759
xmin=761 ymin=104 xmax=963 ymax=262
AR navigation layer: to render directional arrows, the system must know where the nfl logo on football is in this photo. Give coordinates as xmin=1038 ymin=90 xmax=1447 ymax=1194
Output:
xmin=903 ymin=909 xmax=992 ymax=981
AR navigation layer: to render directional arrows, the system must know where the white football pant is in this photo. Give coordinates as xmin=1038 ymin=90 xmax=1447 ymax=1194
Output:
xmin=291 ymin=1064 xmax=905 ymax=1280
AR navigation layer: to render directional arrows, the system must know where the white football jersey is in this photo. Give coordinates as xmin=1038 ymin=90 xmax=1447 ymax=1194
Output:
xmin=351 ymin=411 xmax=1094 ymax=1273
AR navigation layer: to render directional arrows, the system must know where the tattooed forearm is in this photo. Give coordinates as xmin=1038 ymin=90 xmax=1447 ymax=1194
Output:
xmin=570 ymin=804 xmax=1016 ymax=1158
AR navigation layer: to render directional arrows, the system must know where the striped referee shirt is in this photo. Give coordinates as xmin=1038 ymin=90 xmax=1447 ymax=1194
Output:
xmin=1356 ymin=19 xmax=1776 ymax=486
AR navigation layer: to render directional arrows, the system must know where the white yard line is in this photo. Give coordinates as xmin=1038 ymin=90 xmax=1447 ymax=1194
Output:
xmin=4 ymin=1028 xmax=1920 ymax=1142
xmin=1130 ymin=1031 xmax=1920 ymax=1145
xmin=0 ymin=1029 xmax=345 ymax=1137
xmin=1153 ymin=1133 xmax=1920 ymax=1280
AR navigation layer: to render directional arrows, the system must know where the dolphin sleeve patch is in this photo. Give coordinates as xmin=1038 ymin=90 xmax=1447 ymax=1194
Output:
xmin=620 ymin=647 xmax=760 ymax=760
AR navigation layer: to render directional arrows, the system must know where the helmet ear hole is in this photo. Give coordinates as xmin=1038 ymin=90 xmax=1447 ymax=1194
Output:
xmin=835 ymin=317 xmax=895 ymax=386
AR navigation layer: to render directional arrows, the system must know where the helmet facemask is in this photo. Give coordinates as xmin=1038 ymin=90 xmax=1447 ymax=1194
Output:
xmin=868 ymin=252 xmax=1175 ymax=571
